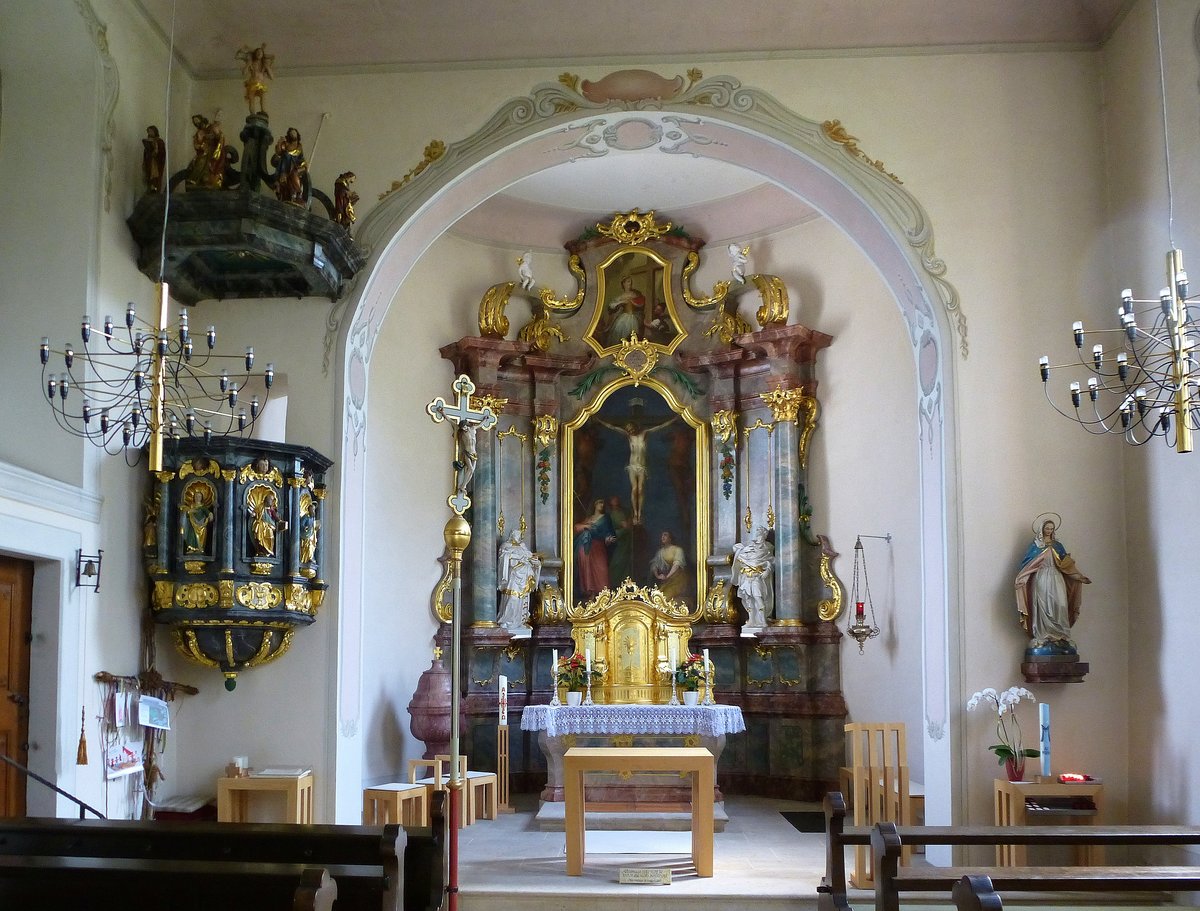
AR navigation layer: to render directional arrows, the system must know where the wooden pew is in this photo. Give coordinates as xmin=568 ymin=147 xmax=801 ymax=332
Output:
xmin=953 ymin=870 xmax=1200 ymax=911
xmin=0 ymin=790 xmax=446 ymax=911
xmin=819 ymin=791 xmax=1200 ymax=911
xmin=0 ymin=856 xmax=341 ymax=910
xmin=873 ymin=822 xmax=1200 ymax=911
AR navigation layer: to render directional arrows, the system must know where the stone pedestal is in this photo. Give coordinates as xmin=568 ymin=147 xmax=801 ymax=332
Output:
xmin=1022 ymin=652 xmax=1089 ymax=684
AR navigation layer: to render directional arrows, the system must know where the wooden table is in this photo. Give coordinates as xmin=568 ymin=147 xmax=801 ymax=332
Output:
xmin=993 ymin=778 xmax=1104 ymax=865
xmin=217 ymin=774 xmax=314 ymax=824
xmin=563 ymin=746 xmax=714 ymax=876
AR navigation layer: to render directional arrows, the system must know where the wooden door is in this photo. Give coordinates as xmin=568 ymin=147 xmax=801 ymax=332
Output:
xmin=0 ymin=557 xmax=33 ymax=817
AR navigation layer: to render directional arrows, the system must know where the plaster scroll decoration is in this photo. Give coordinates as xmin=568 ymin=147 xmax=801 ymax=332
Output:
xmin=75 ymin=0 xmax=119 ymax=213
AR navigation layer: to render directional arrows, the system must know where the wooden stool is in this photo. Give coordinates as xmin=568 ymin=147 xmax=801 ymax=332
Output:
xmin=464 ymin=772 xmax=497 ymax=823
xmin=362 ymin=782 xmax=428 ymax=826
xmin=410 ymin=757 xmax=468 ymax=828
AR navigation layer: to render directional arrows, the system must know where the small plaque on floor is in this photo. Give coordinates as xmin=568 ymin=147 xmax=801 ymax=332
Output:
xmin=619 ymin=868 xmax=671 ymax=885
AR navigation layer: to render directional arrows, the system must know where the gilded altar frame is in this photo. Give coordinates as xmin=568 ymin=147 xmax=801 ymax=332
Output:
xmin=561 ymin=374 xmax=709 ymax=612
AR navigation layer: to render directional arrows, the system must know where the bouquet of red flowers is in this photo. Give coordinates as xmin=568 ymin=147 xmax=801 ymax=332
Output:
xmin=556 ymin=652 xmax=601 ymax=690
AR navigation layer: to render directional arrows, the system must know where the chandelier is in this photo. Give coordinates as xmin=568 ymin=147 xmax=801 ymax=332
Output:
xmin=38 ymin=282 xmax=274 ymax=473
xmin=1038 ymin=1 xmax=1197 ymax=453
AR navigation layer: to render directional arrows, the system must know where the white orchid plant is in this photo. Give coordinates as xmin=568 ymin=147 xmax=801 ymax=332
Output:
xmin=966 ymin=685 xmax=1041 ymax=765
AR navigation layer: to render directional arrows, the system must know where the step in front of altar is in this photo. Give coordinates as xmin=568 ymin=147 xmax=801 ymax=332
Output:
xmin=534 ymin=796 xmax=729 ymax=831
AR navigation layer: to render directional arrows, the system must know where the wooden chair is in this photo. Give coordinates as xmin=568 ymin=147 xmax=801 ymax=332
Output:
xmin=362 ymin=781 xmax=429 ymax=826
xmin=842 ymin=721 xmax=913 ymax=887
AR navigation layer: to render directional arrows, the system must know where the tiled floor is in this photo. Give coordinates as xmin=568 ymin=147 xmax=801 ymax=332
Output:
xmin=457 ymin=793 xmax=827 ymax=911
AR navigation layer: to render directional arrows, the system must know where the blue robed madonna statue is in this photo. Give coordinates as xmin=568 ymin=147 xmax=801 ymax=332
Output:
xmin=1014 ymin=513 xmax=1091 ymax=655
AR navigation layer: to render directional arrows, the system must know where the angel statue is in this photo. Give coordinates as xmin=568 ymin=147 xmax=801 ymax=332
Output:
xmin=517 ymin=251 xmax=536 ymax=291
xmin=728 ymin=243 xmax=749 ymax=283
xmin=1014 ymin=513 xmax=1091 ymax=654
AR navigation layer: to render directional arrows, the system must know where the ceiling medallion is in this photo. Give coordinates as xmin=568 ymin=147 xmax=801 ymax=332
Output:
xmin=596 ymin=209 xmax=672 ymax=246
xmin=612 ymin=333 xmax=659 ymax=385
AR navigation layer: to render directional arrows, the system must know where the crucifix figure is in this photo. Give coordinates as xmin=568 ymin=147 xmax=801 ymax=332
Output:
xmin=426 ymin=374 xmax=498 ymax=516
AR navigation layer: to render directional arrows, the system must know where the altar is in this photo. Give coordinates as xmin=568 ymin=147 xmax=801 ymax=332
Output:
xmin=521 ymin=703 xmax=745 ymax=831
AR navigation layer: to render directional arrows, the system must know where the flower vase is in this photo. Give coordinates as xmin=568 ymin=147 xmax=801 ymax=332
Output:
xmin=566 ymin=691 xmax=583 ymax=706
xmin=683 ymin=690 xmax=700 ymax=706
xmin=1004 ymin=757 xmax=1026 ymax=782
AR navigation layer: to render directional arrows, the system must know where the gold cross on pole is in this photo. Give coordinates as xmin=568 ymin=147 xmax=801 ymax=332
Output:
xmin=426 ymin=374 xmax=497 ymax=516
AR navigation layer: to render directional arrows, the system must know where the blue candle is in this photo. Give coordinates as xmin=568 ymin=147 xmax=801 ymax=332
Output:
xmin=1039 ymin=702 xmax=1051 ymax=778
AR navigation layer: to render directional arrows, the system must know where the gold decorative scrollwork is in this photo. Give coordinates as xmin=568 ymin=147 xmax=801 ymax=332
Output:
xmin=284 ymin=584 xmax=313 ymax=614
xmin=821 ymin=120 xmax=902 ymax=184
xmin=533 ymin=415 xmax=559 ymax=449
xmin=379 ymin=139 xmax=446 ymax=200
xmin=155 ymin=470 xmax=176 ymax=484
xmin=817 ymin=543 xmax=845 ymax=622
xmin=219 ymin=580 xmax=235 ymax=608
xmin=611 ymin=334 xmax=659 ymax=385
xmin=475 ymin=394 xmax=508 ymax=416
xmin=478 ymin=281 xmax=514 ymax=339
xmin=539 ymin=254 xmax=586 ymax=312
xmin=611 ymin=734 xmax=634 ymax=748
xmin=250 ymin=562 xmax=273 ymax=576
xmin=153 ymin=581 xmax=174 ymax=611
xmin=176 ymin=583 xmax=219 ymax=610
xmin=236 ymin=581 xmax=282 ymax=610
xmin=178 ymin=458 xmax=220 ymax=481
xmin=702 ymin=579 xmax=736 ymax=623
xmin=703 ymin=300 xmax=752 ymax=345
xmin=759 ymin=387 xmax=804 ymax=423
xmin=596 ymin=209 xmax=672 ymax=246
xmin=761 ymin=388 xmax=820 ymax=469
xmin=710 ymin=410 xmax=738 ymax=445
xmin=183 ymin=561 xmax=205 ymax=575
xmin=310 ymin=588 xmax=326 ymax=610
xmin=681 ymin=251 xmax=731 ymax=309
xmin=748 ymin=274 xmax=790 ymax=326
xmin=176 ymin=631 xmax=220 ymax=668
xmin=431 ymin=550 xmax=454 ymax=623
xmin=247 ymin=628 xmax=295 ymax=667
xmin=537 ymin=583 xmax=565 ymax=622
xmin=518 ymin=302 xmax=568 ymax=351
xmin=568 ymin=578 xmax=701 ymax=623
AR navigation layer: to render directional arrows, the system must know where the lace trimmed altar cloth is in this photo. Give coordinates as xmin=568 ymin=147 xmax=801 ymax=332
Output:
xmin=521 ymin=704 xmax=745 ymax=739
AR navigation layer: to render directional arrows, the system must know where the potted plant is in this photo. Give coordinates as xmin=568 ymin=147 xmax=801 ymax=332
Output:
xmin=966 ymin=685 xmax=1041 ymax=781
xmin=556 ymin=653 xmax=600 ymax=705
xmin=674 ymin=653 xmax=707 ymax=705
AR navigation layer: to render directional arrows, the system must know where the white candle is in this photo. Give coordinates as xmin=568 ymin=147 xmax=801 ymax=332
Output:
xmin=552 ymin=648 xmax=558 ymax=683
xmin=1039 ymin=702 xmax=1051 ymax=778
xmin=585 ymin=648 xmax=591 ymax=675
xmin=669 ymin=640 xmax=678 ymax=670
xmin=703 ymin=648 xmax=710 ymax=670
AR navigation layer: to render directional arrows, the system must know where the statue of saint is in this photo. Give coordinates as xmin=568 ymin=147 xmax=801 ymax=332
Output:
xmin=179 ymin=484 xmax=214 ymax=556
xmin=249 ymin=490 xmax=287 ymax=558
xmin=235 ymin=43 xmax=274 ymax=114
xmin=334 ymin=171 xmax=359 ymax=227
xmin=271 ymin=127 xmax=307 ymax=204
xmin=497 ymin=531 xmax=541 ymax=637
xmin=732 ymin=525 xmax=775 ymax=634
xmin=141 ymin=125 xmax=166 ymax=194
xmin=186 ymin=114 xmax=227 ymax=189
xmin=299 ymin=499 xmax=319 ymax=565
xmin=1015 ymin=514 xmax=1090 ymax=654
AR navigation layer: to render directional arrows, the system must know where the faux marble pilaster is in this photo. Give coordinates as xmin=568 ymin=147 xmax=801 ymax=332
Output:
xmin=770 ymin=418 xmax=802 ymax=622
xmin=469 ymin=428 xmax=499 ymax=627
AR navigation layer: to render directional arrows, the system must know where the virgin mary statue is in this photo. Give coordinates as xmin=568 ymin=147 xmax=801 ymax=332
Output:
xmin=1014 ymin=513 xmax=1091 ymax=654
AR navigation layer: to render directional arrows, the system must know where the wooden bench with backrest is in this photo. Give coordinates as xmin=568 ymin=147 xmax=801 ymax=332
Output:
xmin=952 ymin=870 xmax=1200 ymax=911
xmin=818 ymin=791 xmax=1200 ymax=911
xmin=872 ymin=819 xmax=1200 ymax=911
xmin=0 ymin=790 xmax=446 ymax=911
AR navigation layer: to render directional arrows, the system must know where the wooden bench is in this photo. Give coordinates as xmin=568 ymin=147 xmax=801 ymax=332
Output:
xmin=873 ymin=820 xmax=1200 ymax=911
xmin=953 ymin=870 xmax=1200 ymax=911
xmin=818 ymin=791 xmax=1200 ymax=911
xmin=0 ymin=790 xmax=446 ymax=911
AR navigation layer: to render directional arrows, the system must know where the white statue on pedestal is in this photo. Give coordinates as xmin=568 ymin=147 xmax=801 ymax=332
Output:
xmin=497 ymin=531 xmax=540 ymax=637
xmin=732 ymin=525 xmax=775 ymax=635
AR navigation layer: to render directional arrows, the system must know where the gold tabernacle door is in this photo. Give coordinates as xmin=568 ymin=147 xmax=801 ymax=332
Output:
xmin=566 ymin=579 xmax=703 ymax=704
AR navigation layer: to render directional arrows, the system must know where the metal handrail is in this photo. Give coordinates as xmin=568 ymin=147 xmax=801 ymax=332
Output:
xmin=0 ymin=752 xmax=106 ymax=819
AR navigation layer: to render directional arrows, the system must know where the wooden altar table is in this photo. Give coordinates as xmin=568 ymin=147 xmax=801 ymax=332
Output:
xmin=521 ymin=704 xmax=744 ymax=829
xmin=564 ymin=746 xmax=714 ymax=876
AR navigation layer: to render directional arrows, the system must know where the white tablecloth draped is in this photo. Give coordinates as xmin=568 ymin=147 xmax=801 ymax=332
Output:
xmin=521 ymin=704 xmax=745 ymax=739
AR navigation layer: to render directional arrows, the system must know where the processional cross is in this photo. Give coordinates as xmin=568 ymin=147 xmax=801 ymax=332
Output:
xmin=426 ymin=374 xmax=497 ymax=516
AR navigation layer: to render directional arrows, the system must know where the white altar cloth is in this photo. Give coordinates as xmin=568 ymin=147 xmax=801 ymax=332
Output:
xmin=521 ymin=704 xmax=745 ymax=739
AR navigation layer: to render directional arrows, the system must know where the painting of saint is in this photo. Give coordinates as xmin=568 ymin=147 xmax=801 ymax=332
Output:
xmin=586 ymin=250 xmax=684 ymax=355
xmin=566 ymin=382 xmax=703 ymax=608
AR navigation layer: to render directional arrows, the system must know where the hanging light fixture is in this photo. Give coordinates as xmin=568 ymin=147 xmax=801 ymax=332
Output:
xmin=847 ymin=535 xmax=885 ymax=654
xmin=1038 ymin=0 xmax=1198 ymax=453
xmin=34 ymin=2 xmax=275 ymax=473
